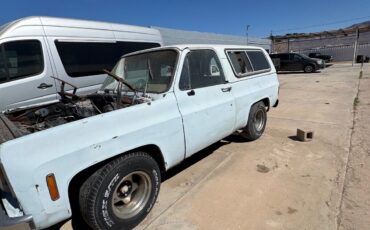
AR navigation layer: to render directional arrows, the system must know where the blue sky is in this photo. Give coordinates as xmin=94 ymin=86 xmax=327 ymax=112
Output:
xmin=1 ymin=0 xmax=370 ymax=38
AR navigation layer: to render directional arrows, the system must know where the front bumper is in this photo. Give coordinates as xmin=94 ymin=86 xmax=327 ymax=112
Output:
xmin=0 ymin=208 xmax=34 ymax=229
xmin=0 ymin=190 xmax=34 ymax=229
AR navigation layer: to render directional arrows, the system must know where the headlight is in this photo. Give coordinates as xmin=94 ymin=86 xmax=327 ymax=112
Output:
xmin=316 ymin=60 xmax=323 ymax=65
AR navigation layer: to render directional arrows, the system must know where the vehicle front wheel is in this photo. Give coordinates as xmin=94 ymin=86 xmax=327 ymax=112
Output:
xmin=79 ymin=152 xmax=161 ymax=230
xmin=304 ymin=65 xmax=315 ymax=73
xmin=240 ymin=101 xmax=267 ymax=141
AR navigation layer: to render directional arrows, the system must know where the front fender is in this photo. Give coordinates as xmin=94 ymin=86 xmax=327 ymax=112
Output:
xmin=0 ymin=92 xmax=184 ymax=229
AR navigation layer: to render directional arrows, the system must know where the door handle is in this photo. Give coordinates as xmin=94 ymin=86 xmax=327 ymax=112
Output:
xmin=37 ymin=83 xmax=53 ymax=89
xmin=221 ymin=86 xmax=232 ymax=92
xmin=187 ymin=90 xmax=195 ymax=96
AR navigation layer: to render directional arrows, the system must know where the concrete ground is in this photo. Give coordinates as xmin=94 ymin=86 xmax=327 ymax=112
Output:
xmin=133 ymin=63 xmax=366 ymax=230
xmin=54 ymin=63 xmax=369 ymax=229
xmin=338 ymin=65 xmax=370 ymax=230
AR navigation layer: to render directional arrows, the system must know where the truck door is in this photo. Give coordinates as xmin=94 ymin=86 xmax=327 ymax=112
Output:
xmin=175 ymin=49 xmax=236 ymax=157
xmin=291 ymin=54 xmax=304 ymax=71
xmin=278 ymin=54 xmax=289 ymax=71
xmin=0 ymin=38 xmax=57 ymax=111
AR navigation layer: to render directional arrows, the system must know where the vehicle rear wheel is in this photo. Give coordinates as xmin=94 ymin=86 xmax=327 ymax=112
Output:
xmin=79 ymin=152 xmax=161 ymax=230
xmin=240 ymin=101 xmax=267 ymax=141
xmin=304 ymin=65 xmax=315 ymax=73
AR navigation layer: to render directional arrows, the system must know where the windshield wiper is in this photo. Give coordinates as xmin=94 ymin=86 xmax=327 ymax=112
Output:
xmin=102 ymin=69 xmax=136 ymax=93
xmin=103 ymin=69 xmax=139 ymax=107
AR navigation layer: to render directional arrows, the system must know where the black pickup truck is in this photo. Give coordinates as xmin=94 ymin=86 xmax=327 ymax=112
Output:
xmin=309 ymin=52 xmax=333 ymax=62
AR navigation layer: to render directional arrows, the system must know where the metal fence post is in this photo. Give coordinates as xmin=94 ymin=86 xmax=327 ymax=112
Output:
xmin=352 ymin=28 xmax=360 ymax=66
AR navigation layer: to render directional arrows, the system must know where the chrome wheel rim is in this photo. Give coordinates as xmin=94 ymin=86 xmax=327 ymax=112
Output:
xmin=254 ymin=109 xmax=265 ymax=132
xmin=305 ymin=66 xmax=313 ymax=72
xmin=111 ymin=171 xmax=151 ymax=219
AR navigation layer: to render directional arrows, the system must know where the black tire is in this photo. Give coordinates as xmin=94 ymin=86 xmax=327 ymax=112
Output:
xmin=79 ymin=152 xmax=161 ymax=230
xmin=240 ymin=101 xmax=267 ymax=141
xmin=304 ymin=64 xmax=315 ymax=73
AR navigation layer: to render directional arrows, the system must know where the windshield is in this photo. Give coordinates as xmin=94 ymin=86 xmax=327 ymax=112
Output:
xmin=101 ymin=50 xmax=178 ymax=93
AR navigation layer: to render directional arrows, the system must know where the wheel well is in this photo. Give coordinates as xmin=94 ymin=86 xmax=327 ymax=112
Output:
xmin=261 ymin=98 xmax=270 ymax=111
xmin=130 ymin=145 xmax=166 ymax=172
xmin=305 ymin=63 xmax=315 ymax=68
xmin=67 ymin=144 xmax=166 ymax=221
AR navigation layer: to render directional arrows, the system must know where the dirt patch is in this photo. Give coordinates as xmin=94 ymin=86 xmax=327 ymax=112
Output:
xmin=256 ymin=164 xmax=270 ymax=173
xmin=287 ymin=207 xmax=298 ymax=214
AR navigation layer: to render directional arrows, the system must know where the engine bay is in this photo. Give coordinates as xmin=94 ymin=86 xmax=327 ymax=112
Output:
xmin=0 ymin=72 xmax=153 ymax=142
xmin=4 ymin=92 xmax=151 ymax=136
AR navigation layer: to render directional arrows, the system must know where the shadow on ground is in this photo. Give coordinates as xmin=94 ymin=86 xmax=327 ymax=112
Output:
xmin=46 ymin=134 xmax=249 ymax=230
xmin=277 ymin=71 xmax=321 ymax=75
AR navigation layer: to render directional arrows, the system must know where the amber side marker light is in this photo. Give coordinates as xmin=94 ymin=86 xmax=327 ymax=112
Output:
xmin=46 ymin=173 xmax=60 ymax=201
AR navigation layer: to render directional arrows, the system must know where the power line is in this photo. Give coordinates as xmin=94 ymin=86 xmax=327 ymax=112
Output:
xmin=272 ymin=15 xmax=370 ymax=34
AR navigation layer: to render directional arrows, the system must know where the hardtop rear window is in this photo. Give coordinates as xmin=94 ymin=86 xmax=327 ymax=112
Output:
xmin=247 ymin=51 xmax=270 ymax=71
xmin=226 ymin=49 xmax=270 ymax=78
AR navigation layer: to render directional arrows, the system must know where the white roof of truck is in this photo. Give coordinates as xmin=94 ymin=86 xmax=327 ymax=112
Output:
xmin=166 ymin=44 xmax=264 ymax=50
xmin=122 ymin=44 xmax=266 ymax=57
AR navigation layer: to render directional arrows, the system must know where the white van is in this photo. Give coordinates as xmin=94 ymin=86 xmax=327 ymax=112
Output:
xmin=0 ymin=16 xmax=163 ymax=111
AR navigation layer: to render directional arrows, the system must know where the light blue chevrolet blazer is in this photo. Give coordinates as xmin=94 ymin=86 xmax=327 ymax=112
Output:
xmin=0 ymin=44 xmax=279 ymax=229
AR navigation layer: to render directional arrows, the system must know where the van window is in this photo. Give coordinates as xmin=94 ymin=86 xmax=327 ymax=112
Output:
xmin=55 ymin=41 xmax=160 ymax=77
xmin=227 ymin=51 xmax=253 ymax=76
xmin=0 ymin=49 xmax=6 ymax=83
xmin=0 ymin=40 xmax=44 ymax=83
xmin=246 ymin=51 xmax=270 ymax=71
xmin=179 ymin=49 xmax=225 ymax=90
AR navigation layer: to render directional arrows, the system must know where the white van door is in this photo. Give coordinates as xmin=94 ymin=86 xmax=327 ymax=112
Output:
xmin=175 ymin=49 xmax=236 ymax=157
xmin=45 ymin=39 xmax=111 ymax=95
xmin=0 ymin=38 xmax=57 ymax=111
xmin=46 ymin=39 xmax=161 ymax=96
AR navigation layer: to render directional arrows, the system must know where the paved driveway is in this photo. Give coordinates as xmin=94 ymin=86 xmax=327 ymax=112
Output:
xmin=134 ymin=63 xmax=362 ymax=230
xmin=55 ymin=63 xmax=365 ymax=230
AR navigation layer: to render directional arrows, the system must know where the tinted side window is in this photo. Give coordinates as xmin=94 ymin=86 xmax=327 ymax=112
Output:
xmin=293 ymin=54 xmax=303 ymax=61
xmin=179 ymin=50 xmax=225 ymax=90
xmin=246 ymin=51 xmax=270 ymax=71
xmin=0 ymin=40 xmax=44 ymax=83
xmin=279 ymin=54 xmax=290 ymax=60
xmin=55 ymin=41 xmax=160 ymax=77
xmin=0 ymin=48 xmax=6 ymax=83
xmin=227 ymin=51 xmax=253 ymax=75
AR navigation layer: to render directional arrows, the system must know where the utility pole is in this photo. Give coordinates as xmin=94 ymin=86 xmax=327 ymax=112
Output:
xmin=352 ymin=28 xmax=360 ymax=66
xmin=270 ymin=30 xmax=274 ymax=53
xmin=246 ymin=25 xmax=250 ymax=45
